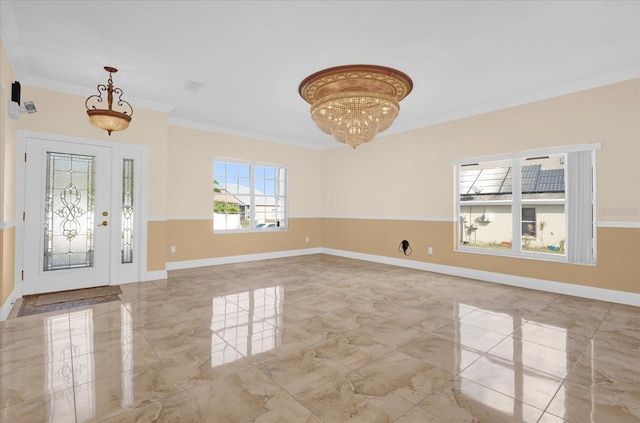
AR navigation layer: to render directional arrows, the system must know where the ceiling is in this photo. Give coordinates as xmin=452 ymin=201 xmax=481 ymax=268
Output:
xmin=1 ymin=1 xmax=638 ymax=149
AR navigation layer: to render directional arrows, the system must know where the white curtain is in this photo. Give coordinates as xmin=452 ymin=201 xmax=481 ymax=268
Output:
xmin=566 ymin=150 xmax=594 ymax=264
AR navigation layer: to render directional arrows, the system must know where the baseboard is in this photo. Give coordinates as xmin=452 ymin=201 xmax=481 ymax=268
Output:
xmin=0 ymin=287 xmax=20 ymax=321
xmin=115 ymin=249 xmax=322 ymax=289
xmin=141 ymin=270 xmax=168 ymax=282
xmin=136 ymin=247 xmax=638 ymax=306
xmin=321 ymin=248 xmax=640 ymax=307
xmin=166 ymin=248 xmax=323 ymax=271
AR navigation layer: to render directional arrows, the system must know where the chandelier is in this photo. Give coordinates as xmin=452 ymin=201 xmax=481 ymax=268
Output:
xmin=299 ymin=65 xmax=413 ymax=149
xmin=85 ymin=66 xmax=133 ymax=135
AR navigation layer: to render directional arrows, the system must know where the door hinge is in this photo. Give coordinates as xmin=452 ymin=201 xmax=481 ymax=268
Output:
xmin=23 ymin=211 xmax=26 ymax=221
xmin=21 ymin=271 xmax=24 ymax=281
xmin=24 ymin=152 xmax=27 ymax=162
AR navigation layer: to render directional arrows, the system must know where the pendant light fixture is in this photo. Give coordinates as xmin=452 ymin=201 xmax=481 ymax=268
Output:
xmin=85 ymin=66 xmax=133 ymax=135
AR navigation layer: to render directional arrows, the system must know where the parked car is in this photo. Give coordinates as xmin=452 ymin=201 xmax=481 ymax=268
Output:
xmin=256 ymin=222 xmax=277 ymax=228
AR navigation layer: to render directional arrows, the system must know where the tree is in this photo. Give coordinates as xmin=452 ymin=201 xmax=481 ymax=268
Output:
xmin=213 ymin=179 xmax=239 ymax=213
xmin=538 ymin=221 xmax=546 ymax=247
xmin=214 ymin=200 xmax=239 ymax=214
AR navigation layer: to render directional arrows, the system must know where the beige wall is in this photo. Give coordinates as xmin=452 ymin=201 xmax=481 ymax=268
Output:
xmin=322 ymin=79 xmax=640 ymax=294
xmin=1 ymin=41 xmax=18 ymax=304
xmin=164 ymin=125 xmax=323 ymax=263
xmin=148 ymin=221 xmax=167 ymax=271
xmin=14 ymin=86 xmax=170 ymax=216
xmin=167 ymin=218 xmax=322 ymax=263
xmin=166 ymin=125 xmax=323 ymax=218
xmin=323 ymin=219 xmax=639 ymax=294
xmin=323 ymin=79 xmax=639 ymax=222
xmin=0 ymin=227 xmax=15 ymax=304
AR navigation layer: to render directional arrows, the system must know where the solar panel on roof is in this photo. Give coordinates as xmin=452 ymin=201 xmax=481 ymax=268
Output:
xmin=499 ymin=168 xmax=512 ymax=193
xmin=460 ymin=164 xmax=564 ymax=197
xmin=522 ymin=165 xmax=540 ymax=192
xmin=535 ymin=169 xmax=565 ymax=192
xmin=459 ymin=170 xmax=481 ymax=195
xmin=469 ymin=167 xmax=509 ymax=194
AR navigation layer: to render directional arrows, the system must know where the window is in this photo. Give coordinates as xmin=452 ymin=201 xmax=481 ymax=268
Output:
xmin=459 ymin=159 xmax=513 ymax=250
xmin=454 ymin=145 xmax=598 ymax=264
xmin=521 ymin=208 xmax=537 ymax=237
xmin=213 ymin=160 xmax=288 ymax=231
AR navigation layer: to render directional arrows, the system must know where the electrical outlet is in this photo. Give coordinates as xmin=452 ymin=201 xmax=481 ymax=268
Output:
xmin=305 ymin=236 xmax=310 ymax=243
xmin=170 ymin=246 xmax=176 ymax=253
xmin=428 ymin=247 xmax=433 ymax=255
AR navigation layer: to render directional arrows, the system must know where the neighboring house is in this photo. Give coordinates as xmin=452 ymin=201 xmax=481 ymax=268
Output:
xmin=459 ymin=162 xmax=566 ymax=252
xmin=214 ymin=189 xmax=247 ymax=217
xmin=253 ymin=196 xmax=281 ymax=225
xmin=214 ymin=188 xmax=280 ymax=229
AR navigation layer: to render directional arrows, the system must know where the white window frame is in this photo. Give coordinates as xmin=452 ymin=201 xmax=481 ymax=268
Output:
xmin=213 ymin=158 xmax=289 ymax=233
xmin=452 ymin=143 xmax=600 ymax=265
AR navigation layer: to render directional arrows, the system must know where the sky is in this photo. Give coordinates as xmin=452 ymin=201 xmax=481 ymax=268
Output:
xmin=214 ymin=161 xmax=282 ymax=197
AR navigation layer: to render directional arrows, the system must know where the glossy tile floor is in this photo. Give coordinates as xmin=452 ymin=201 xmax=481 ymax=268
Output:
xmin=1 ymin=255 xmax=639 ymax=422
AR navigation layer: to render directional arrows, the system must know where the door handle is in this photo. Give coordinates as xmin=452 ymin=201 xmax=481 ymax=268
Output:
xmin=98 ymin=221 xmax=108 ymax=227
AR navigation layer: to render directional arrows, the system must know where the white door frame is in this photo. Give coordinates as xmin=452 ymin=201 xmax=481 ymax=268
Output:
xmin=15 ymin=130 xmax=149 ymax=296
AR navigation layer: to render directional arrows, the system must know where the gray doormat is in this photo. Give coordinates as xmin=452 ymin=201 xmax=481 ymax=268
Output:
xmin=17 ymin=286 xmax=122 ymax=317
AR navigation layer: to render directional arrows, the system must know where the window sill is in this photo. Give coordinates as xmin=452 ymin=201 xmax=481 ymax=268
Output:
xmin=455 ymin=245 xmax=596 ymax=266
xmin=213 ymin=228 xmax=289 ymax=234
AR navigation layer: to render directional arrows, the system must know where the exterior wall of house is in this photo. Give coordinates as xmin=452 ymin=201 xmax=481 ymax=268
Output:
xmin=253 ymin=205 xmax=279 ymax=223
xmin=460 ymin=204 xmax=566 ymax=250
xmin=322 ymin=78 xmax=640 ymax=295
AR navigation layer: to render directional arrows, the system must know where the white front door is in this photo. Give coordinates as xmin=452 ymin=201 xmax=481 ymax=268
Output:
xmin=23 ymin=139 xmax=113 ymax=295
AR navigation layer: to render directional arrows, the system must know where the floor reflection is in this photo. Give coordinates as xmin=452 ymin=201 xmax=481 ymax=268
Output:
xmin=45 ymin=314 xmax=75 ymax=421
xmin=210 ymin=285 xmax=284 ymax=366
xmin=121 ymin=304 xmax=134 ymax=410
xmin=48 ymin=305 xmax=136 ymax=421
xmin=457 ymin=302 xmax=582 ymax=419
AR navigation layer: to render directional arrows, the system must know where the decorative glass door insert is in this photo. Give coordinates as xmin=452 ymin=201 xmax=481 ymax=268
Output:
xmin=121 ymin=158 xmax=134 ymax=264
xmin=44 ymin=152 xmax=96 ymax=271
